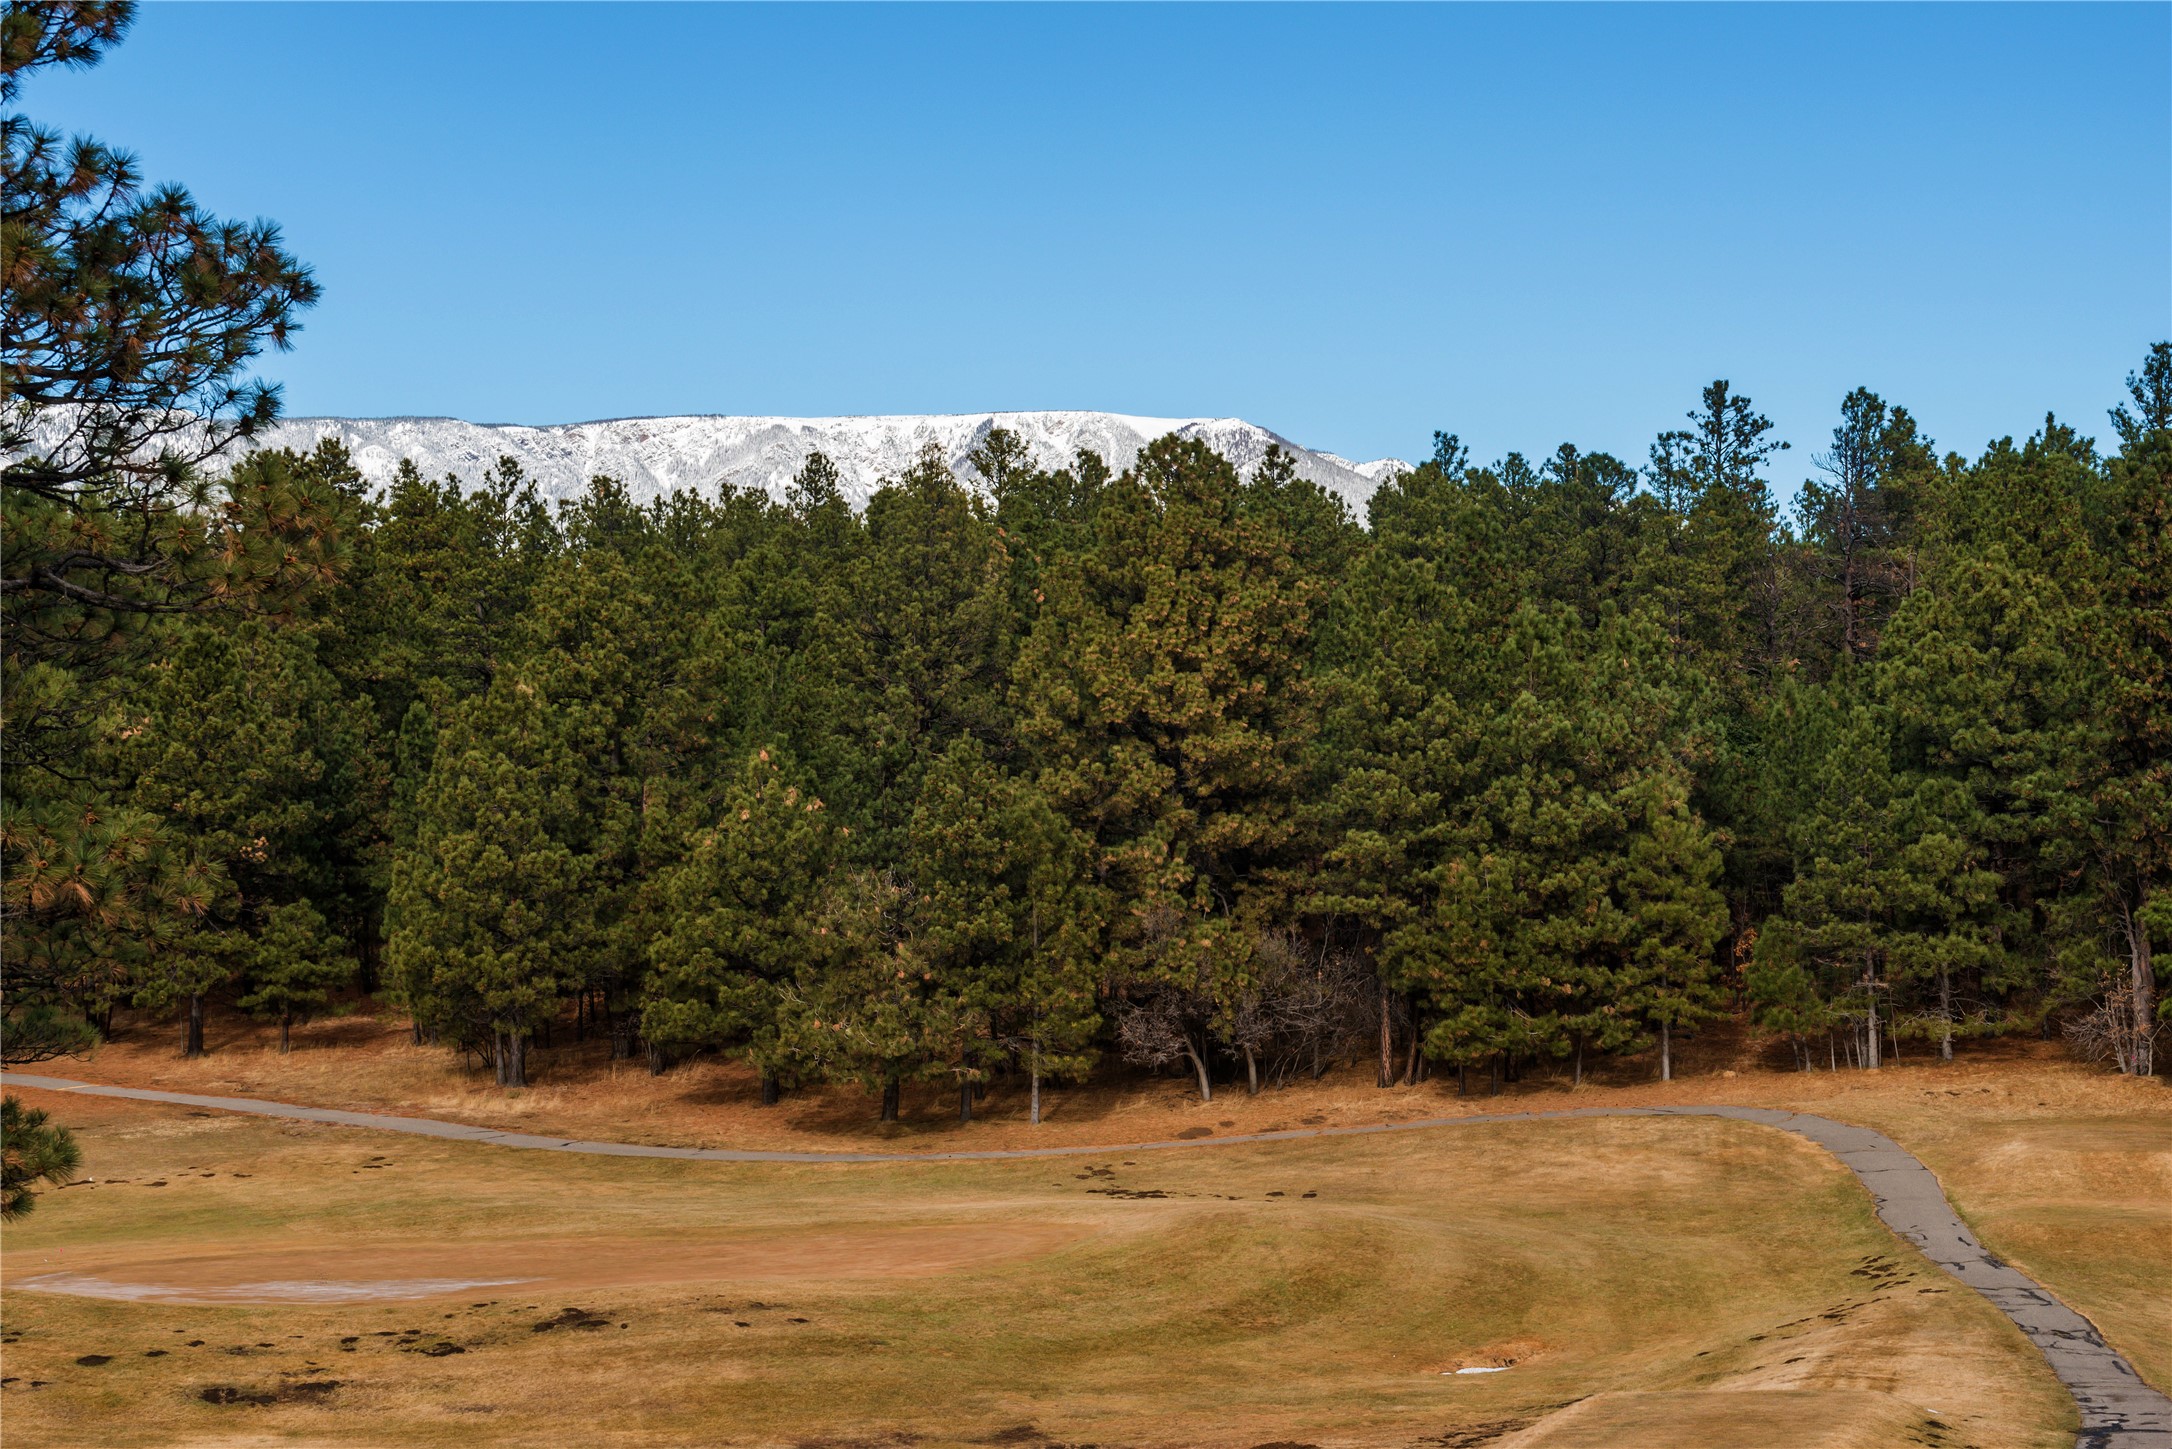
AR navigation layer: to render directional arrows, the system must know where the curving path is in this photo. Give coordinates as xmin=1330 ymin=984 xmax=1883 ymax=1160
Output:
xmin=7 ymin=1072 xmax=2168 ymax=1447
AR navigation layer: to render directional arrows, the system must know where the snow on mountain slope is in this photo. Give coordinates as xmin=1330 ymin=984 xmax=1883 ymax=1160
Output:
xmin=240 ymin=412 xmax=1409 ymax=512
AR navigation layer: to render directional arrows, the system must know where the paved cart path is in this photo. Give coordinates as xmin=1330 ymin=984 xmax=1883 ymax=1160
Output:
xmin=7 ymin=1072 xmax=2167 ymax=1447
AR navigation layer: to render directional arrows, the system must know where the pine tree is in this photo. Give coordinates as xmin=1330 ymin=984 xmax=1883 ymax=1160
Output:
xmin=1529 ymin=444 xmax=1644 ymax=624
xmin=238 ymin=900 xmax=351 ymax=1052
xmin=2108 ymin=342 xmax=2172 ymax=454
xmin=2046 ymin=357 xmax=2172 ymax=1074
xmin=386 ymin=676 xmax=590 ymax=1085
xmin=1795 ymin=390 xmax=1933 ymax=668
xmin=904 ymin=742 xmax=1102 ymax=1122
xmin=514 ymin=537 xmax=680 ymax=1059
xmin=114 ymin=617 xmax=378 ymax=914
xmin=1617 ymin=775 xmax=1730 ymax=1081
xmin=641 ymin=750 xmax=838 ymax=1098
xmin=1245 ymin=443 xmax=1363 ymax=584
xmin=1 ymin=11 xmax=357 ymax=1065
xmin=1312 ymin=453 xmax=1493 ymax=1086
xmin=1015 ymin=435 xmax=1317 ymax=1095
xmin=774 ymin=868 xmax=943 ymax=1122
xmin=1641 ymin=380 xmax=1788 ymax=685
xmin=2 ymin=4 xmax=333 ymax=777
xmin=1392 ymin=606 xmax=1724 ymax=1085
xmin=1 ymin=800 xmax=227 ymax=1059
xmin=1755 ymin=648 xmax=2030 ymax=1069
xmin=680 ymin=454 xmax=864 ymax=818
xmin=130 ymin=910 xmax=243 ymax=1060
xmin=839 ymin=449 xmax=1015 ymax=856
xmin=1 ymin=1094 xmax=82 ymax=1220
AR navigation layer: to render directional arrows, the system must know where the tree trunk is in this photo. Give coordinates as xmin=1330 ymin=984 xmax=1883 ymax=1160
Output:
xmin=508 ymin=1030 xmax=529 ymax=1088
xmin=1030 ymin=1041 xmax=1042 ymax=1126
xmin=1377 ymin=982 xmax=1393 ymax=1088
xmin=1457 ymin=1063 xmax=1468 ymax=1097
xmin=1866 ymin=995 xmax=1881 ymax=1070
xmin=958 ymin=1078 xmax=973 ymax=1124
xmin=760 ymin=1070 xmax=780 ymax=1106
xmin=1840 ymin=514 xmax=1861 ymax=662
xmin=646 ymin=1039 xmax=664 ymax=1076
xmin=1660 ymin=1020 xmax=1672 ymax=1082
xmin=1401 ymin=999 xmax=1421 ymax=1085
xmin=280 ymin=1013 xmax=292 ymax=1054
xmin=182 ymin=993 xmax=204 ymax=1059
xmin=1938 ymin=966 xmax=1954 ymax=1062
xmin=1184 ymin=1037 xmax=1213 ymax=1103
xmin=1244 ymin=1045 xmax=1260 ymax=1095
xmin=880 ymin=1075 xmax=901 ymax=1123
xmin=1489 ymin=1054 xmax=1501 ymax=1097
xmin=1573 ymin=1035 xmax=1584 ymax=1087
xmin=2131 ymin=905 xmax=2157 ymax=1078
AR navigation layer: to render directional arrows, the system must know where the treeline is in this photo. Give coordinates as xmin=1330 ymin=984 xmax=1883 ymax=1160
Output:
xmin=12 ymin=355 xmax=2166 ymax=1112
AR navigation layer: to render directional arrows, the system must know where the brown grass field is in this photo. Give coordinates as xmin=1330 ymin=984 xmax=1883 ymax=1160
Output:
xmin=1 ymin=1006 xmax=2165 ymax=1449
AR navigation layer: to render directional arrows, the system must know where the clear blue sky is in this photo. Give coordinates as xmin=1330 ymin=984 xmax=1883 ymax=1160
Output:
xmin=31 ymin=2 xmax=2172 ymax=480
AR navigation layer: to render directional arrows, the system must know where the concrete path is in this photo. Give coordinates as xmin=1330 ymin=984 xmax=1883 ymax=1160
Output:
xmin=7 ymin=1072 xmax=2167 ymax=1447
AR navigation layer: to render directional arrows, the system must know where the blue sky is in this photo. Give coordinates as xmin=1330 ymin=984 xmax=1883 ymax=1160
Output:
xmin=31 ymin=3 xmax=2171 ymax=480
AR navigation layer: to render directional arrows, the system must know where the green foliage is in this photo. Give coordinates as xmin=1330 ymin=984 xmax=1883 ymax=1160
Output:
xmin=237 ymin=900 xmax=351 ymax=1050
xmin=385 ymin=676 xmax=591 ymax=1084
xmin=1 ymin=1094 xmax=82 ymax=1220
xmin=3 ymin=796 xmax=231 ymax=1057
xmin=904 ymin=742 xmax=1104 ymax=1109
xmin=1 ymin=15 xmax=351 ymax=1060
xmin=837 ymin=451 xmax=1015 ymax=855
xmin=641 ymin=751 xmax=838 ymax=1074
xmin=1374 ymin=605 xmax=1724 ymax=1076
xmin=1016 ymin=435 xmax=1318 ymax=1021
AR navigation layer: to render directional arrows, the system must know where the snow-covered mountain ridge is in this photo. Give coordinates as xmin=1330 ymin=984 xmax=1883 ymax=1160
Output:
xmin=240 ymin=411 xmax=1409 ymax=511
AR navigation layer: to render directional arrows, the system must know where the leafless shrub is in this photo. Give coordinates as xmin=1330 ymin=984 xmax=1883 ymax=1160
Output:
xmin=1115 ymin=913 xmax=1381 ymax=1098
xmin=1232 ymin=929 xmax=1377 ymax=1091
xmin=2064 ymin=986 xmax=2159 ymax=1076
xmin=1114 ymin=907 xmax=1223 ymax=1099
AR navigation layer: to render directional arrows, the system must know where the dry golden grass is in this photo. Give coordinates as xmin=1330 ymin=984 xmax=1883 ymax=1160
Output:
xmin=0 ymin=1080 xmax=2083 ymax=1449
xmin=53 ymin=1005 xmax=2172 ymax=1365
xmin=1815 ymin=1091 xmax=2172 ymax=1396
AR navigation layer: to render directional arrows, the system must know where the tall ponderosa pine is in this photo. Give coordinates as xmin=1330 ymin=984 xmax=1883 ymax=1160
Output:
xmin=904 ymin=741 xmax=1103 ymax=1122
xmin=642 ymin=751 xmax=837 ymax=1099
xmin=1017 ymin=436 xmax=1316 ymax=1099
xmin=1795 ymin=390 xmax=1932 ymax=669
xmin=2 ymin=7 xmax=347 ymax=1067
xmin=1390 ymin=607 xmax=1724 ymax=1086
xmin=387 ymin=677 xmax=590 ymax=1085
xmin=839 ymin=450 xmax=1015 ymax=855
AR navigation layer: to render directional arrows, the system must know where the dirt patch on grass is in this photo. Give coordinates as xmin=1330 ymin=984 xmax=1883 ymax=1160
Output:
xmin=1433 ymin=1337 xmax=1547 ymax=1374
xmin=15 ymin=1222 xmax=1094 ymax=1305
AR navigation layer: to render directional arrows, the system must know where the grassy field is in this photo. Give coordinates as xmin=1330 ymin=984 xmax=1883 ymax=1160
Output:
xmin=0 ymin=1081 xmax=2086 ymax=1449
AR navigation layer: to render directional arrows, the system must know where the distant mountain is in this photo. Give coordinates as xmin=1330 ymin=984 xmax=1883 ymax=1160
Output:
xmin=237 ymin=411 xmax=1409 ymax=512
